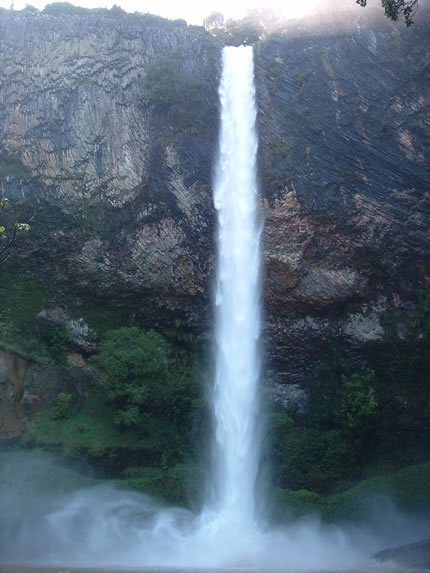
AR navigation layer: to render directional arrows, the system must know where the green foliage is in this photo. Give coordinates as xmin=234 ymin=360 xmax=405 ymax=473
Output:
xmin=363 ymin=289 xmax=430 ymax=432
xmin=23 ymin=390 xmax=132 ymax=450
xmin=0 ymin=271 xmax=46 ymax=331
xmin=68 ymin=297 xmax=131 ymax=335
xmin=272 ymin=461 xmax=430 ymax=523
xmin=75 ymin=326 xmax=198 ymax=470
xmin=356 ymin=0 xmax=418 ymax=26
xmin=0 ymin=450 xmax=101 ymax=501
xmin=23 ymin=330 xmax=199 ymax=483
xmin=306 ymin=347 xmax=353 ymax=429
xmin=144 ymin=52 xmax=203 ymax=130
xmin=275 ymin=289 xmax=430 ymax=496
xmin=340 ymin=370 xmax=378 ymax=431
xmin=276 ymin=428 xmax=353 ymax=493
xmin=121 ymin=463 xmax=200 ymax=505
xmin=0 ymin=270 xmax=71 ymax=366
xmin=0 ymin=193 xmax=31 ymax=264
xmin=91 ymin=327 xmax=189 ymax=428
xmin=50 ymin=393 xmax=73 ymax=420
xmin=270 ymin=486 xmax=326 ymax=521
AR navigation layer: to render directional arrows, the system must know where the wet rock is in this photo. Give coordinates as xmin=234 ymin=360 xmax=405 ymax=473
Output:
xmin=375 ymin=538 xmax=430 ymax=570
xmin=0 ymin=345 xmax=93 ymax=439
xmin=343 ymin=306 xmax=385 ymax=342
xmin=268 ymin=381 xmax=308 ymax=414
xmin=37 ymin=306 xmax=97 ymax=353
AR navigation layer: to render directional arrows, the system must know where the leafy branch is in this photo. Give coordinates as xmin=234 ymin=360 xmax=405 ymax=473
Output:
xmin=356 ymin=0 xmax=418 ymax=26
xmin=0 ymin=197 xmax=31 ymax=264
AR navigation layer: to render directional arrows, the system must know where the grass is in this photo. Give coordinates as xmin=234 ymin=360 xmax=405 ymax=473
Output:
xmin=119 ymin=462 xmax=202 ymax=505
xmin=20 ymin=387 xmax=191 ymax=474
xmin=23 ymin=391 xmax=137 ymax=450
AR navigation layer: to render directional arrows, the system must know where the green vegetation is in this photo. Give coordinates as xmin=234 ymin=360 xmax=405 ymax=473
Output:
xmin=273 ymin=461 xmax=430 ymax=523
xmin=50 ymin=392 xmax=73 ymax=420
xmin=0 ymin=270 xmax=71 ymax=366
xmin=268 ymin=289 xmax=430 ymax=500
xmin=2 ymin=259 xmax=428 ymax=515
xmin=274 ymin=428 xmax=353 ymax=493
xmin=0 ymin=450 xmax=101 ymax=497
xmin=120 ymin=462 xmax=202 ymax=504
xmin=0 ymin=194 xmax=31 ymax=265
xmin=21 ymin=325 xmax=201 ymax=502
xmin=90 ymin=327 xmax=195 ymax=430
xmin=144 ymin=51 xmax=204 ymax=130
xmin=356 ymin=0 xmax=418 ymax=26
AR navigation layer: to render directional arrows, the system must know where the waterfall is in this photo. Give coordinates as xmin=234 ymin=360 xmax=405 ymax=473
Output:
xmin=0 ymin=44 xmax=375 ymax=573
xmin=206 ymin=45 xmax=262 ymax=528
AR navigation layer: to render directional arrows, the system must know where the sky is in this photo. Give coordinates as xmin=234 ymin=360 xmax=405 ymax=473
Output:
xmin=0 ymin=0 xmax=322 ymax=25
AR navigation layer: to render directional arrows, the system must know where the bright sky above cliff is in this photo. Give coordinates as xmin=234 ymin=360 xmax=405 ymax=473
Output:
xmin=0 ymin=0 xmax=321 ymax=25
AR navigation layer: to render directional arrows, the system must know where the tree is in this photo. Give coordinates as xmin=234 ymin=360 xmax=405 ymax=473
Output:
xmin=90 ymin=327 xmax=195 ymax=429
xmin=203 ymin=11 xmax=224 ymax=31
xmin=0 ymin=198 xmax=30 ymax=265
xmin=356 ymin=0 xmax=418 ymax=26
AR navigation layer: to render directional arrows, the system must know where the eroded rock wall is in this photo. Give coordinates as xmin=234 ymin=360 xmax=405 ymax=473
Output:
xmin=255 ymin=8 xmax=430 ymax=379
xmin=0 ymin=8 xmax=219 ymax=326
xmin=0 ymin=6 xmax=429 ymax=398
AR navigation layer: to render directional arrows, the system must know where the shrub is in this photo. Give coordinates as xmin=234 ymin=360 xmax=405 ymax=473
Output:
xmin=144 ymin=52 xmax=203 ymax=129
xmin=50 ymin=392 xmax=73 ymax=420
xmin=278 ymin=428 xmax=354 ymax=493
xmin=340 ymin=370 xmax=378 ymax=431
xmin=90 ymin=326 xmax=196 ymax=461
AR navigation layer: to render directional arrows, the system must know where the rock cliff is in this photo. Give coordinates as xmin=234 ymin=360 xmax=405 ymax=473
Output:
xmin=256 ymin=7 xmax=430 ymax=383
xmin=0 ymin=4 xmax=429 ymax=425
xmin=0 ymin=6 xmax=219 ymax=325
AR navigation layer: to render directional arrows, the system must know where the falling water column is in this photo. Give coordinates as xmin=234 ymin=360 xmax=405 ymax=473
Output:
xmin=209 ymin=45 xmax=262 ymax=530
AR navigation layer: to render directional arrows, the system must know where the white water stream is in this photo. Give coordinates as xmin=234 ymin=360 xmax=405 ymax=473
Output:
xmin=207 ymin=45 xmax=262 ymax=529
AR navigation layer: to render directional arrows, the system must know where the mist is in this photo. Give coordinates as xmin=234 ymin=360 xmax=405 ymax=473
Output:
xmin=0 ymin=451 xmax=429 ymax=568
xmin=220 ymin=0 xmax=430 ymax=39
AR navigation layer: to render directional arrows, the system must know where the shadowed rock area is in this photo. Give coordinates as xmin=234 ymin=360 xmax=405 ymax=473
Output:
xmin=375 ymin=538 xmax=430 ymax=569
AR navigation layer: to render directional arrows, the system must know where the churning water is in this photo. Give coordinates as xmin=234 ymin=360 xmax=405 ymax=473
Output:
xmin=1 ymin=45 xmax=428 ymax=571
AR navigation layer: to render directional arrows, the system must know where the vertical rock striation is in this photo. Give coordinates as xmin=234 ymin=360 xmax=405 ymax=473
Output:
xmin=0 ymin=7 xmax=220 ymax=325
xmin=255 ymin=8 xmax=430 ymax=377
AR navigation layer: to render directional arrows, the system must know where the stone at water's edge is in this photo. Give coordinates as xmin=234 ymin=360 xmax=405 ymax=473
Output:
xmin=375 ymin=538 xmax=430 ymax=569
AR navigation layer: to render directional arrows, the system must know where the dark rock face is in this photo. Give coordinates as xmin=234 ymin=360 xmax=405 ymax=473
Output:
xmin=255 ymin=8 xmax=430 ymax=378
xmin=0 ymin=347 xmax=91 ymax=439
xmin=0 ymin=7 xmax=429 ymax=388
xmin=375 ymin=537 xmax=430 ymax=569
